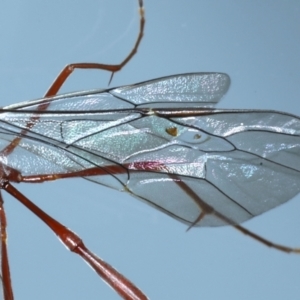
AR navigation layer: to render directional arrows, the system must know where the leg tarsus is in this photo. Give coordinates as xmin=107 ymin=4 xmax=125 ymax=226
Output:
xmin=45 ymin=0 xmax=145 ymax=97
xmin=234 ymin=224 xmax=300 ymax=254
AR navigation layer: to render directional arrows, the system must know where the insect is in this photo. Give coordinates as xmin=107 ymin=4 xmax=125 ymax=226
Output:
xmin=1 ymin=1 xmax=300 ymax=300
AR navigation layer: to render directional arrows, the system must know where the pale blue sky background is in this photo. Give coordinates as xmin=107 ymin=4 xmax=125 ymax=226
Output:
xmin=0 ymin=1 xmax=300 ymax=299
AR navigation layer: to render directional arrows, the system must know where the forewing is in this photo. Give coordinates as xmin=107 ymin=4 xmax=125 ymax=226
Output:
xmin=0 ymin=72 xmax=299 ymax=227
xmin=0 ymin=104 xmax=299 ymax=227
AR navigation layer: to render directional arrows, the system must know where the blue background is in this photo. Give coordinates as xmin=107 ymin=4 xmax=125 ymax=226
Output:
xmin=0 ymin=1 xmax=299 ymax=299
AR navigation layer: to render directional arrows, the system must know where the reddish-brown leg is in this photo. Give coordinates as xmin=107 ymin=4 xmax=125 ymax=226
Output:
xmin=45 ymin=0 xmax=145 ymax=97
xmin=0 ymin=192 xmax=14 ymax=300
xmin=0 ymin=179 xmax=148 ymax=300
xmin=14 ymin=162 xmax=300 ymax=254
xmin=0 ymin=1 xmax=146 ymax=299
xmin=171 ymin=174 xmax=300 ymax=254
xmin=2 ymin=0 xmax=145 ymax=157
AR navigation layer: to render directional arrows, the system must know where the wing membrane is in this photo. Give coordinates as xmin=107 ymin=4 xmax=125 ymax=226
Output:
xmin=110 ymin=72 xmax=230 ymax=107
xmin=0 ymin=74 xmax=299 ymax=227
xmin=3 ymin=73 xmax=230 ymax=111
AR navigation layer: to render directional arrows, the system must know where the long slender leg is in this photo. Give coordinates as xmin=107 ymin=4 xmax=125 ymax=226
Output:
xmin=2 ymin=0 xmax=145 ymax=157
xmin=0 ymin=180 xmax=148 ymax=300
xmin=233 ymin=224 xmax=300 ymax=253
xmin=172 ymin=176 xmax=300 ymax=254
xmin=14 ymin=162 xmax=300 ymax=254
xmin=45 ymin=0 xmax=145 ymax=97
xmin=0 ymin=192 xmax=14 ymax=300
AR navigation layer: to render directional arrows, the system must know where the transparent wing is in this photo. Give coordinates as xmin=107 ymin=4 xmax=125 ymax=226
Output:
xmin=110 ymin=72 xmax=230 ymax=108
xmin=0 ymin=73 xmax=299 ymax=227
xmin=4 ymin=73 xmax=231 ymax=111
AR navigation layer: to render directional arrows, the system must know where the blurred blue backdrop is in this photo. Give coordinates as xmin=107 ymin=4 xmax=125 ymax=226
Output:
xmin=0 ymin=1 xmax=299 ymax=299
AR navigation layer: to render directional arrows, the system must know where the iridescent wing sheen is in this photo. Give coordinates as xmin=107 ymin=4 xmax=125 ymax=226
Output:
xmin=4 ymin=72 xmax=230 ymax=111
xmin=0 ymin=72 xmax=299 ymax=228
